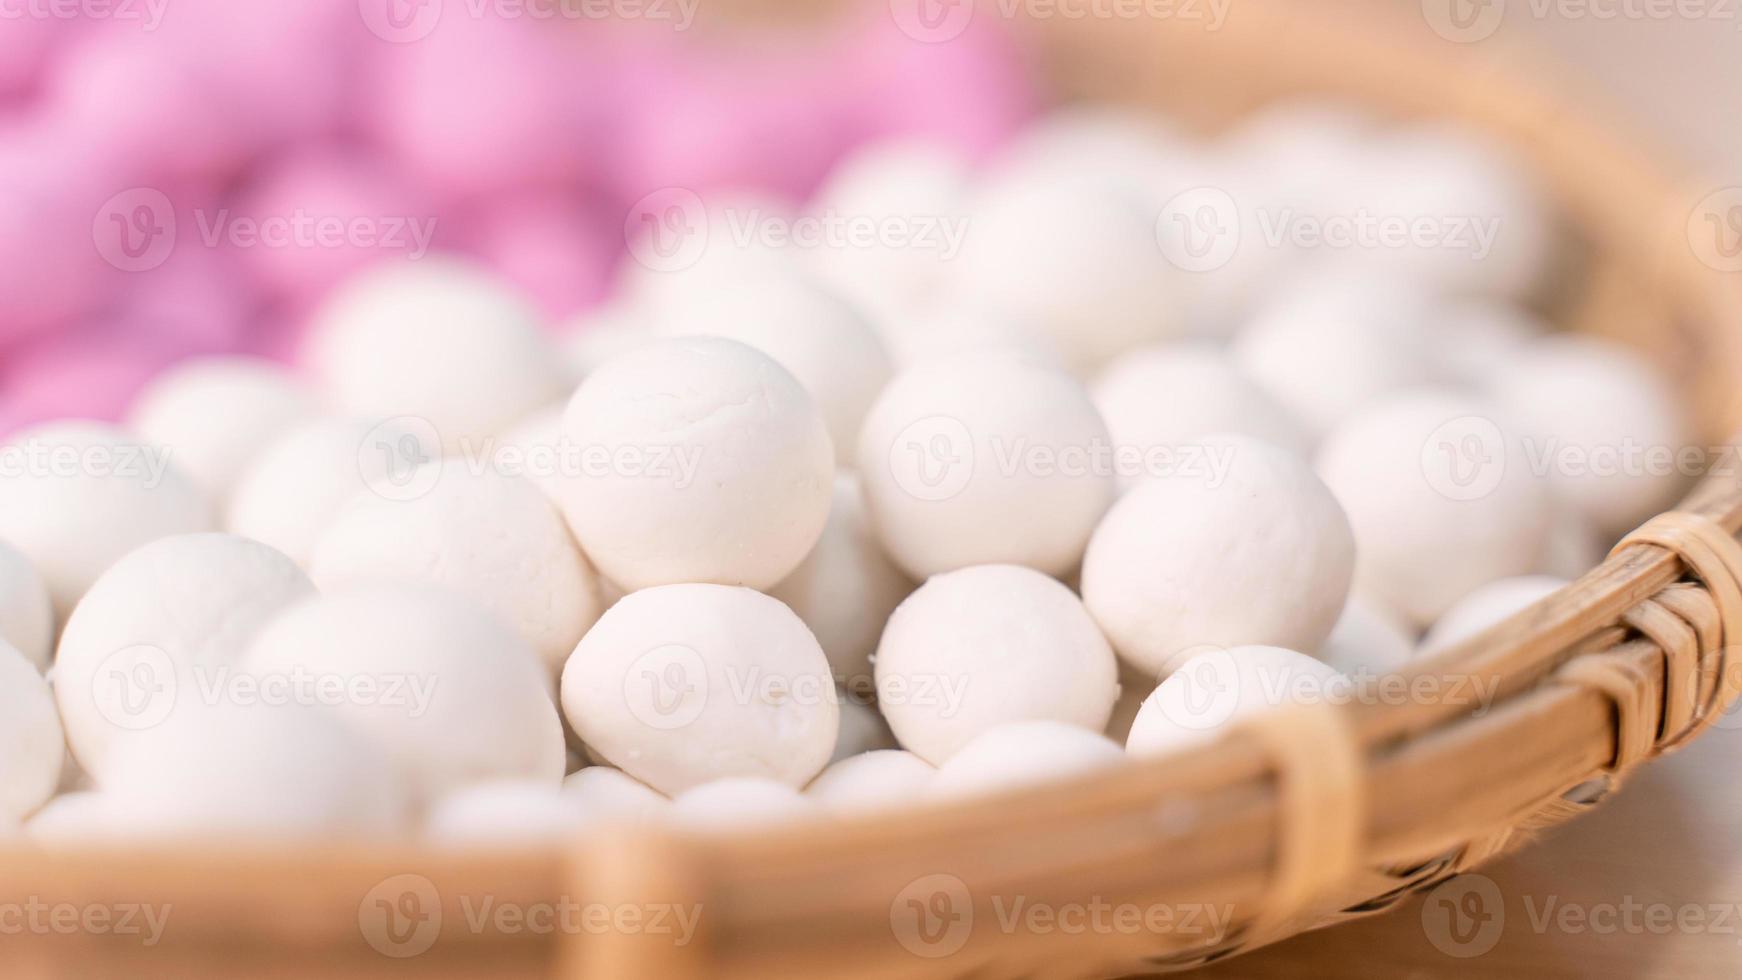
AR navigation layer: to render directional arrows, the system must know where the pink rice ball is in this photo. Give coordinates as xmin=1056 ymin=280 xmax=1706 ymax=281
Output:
xmin=461 ymin=193 xmax=618 ymax=319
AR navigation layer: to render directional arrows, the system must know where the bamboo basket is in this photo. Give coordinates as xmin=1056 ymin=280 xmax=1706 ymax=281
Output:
xmin=8 ymin=4 xmax=1742 ymax=978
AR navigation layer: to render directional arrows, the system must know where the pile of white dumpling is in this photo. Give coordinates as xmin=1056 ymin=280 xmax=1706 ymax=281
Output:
xmin=0 ymin=102 xmax=1694 ymax=843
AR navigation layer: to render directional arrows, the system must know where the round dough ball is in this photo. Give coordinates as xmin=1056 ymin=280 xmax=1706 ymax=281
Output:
xmin=309 ymin=466 xmax=603 ymax=673
xmin=1490 ymin=335 xmax=1690 ymax=535
xmin=426 ymin=780 xmax=586 ymax=846
xmin=830 ymin=695 xmax=899 ymax=764
xmin=667 ymin=778 xmax=817 ymax=832
xmin=769 ymin=474 xmax=914 ymax=692
xmin=650 ymin=273 xmax=894 ymax=466
xmin=807 ymin=750 xmax=934 ymax=814
xmin=1091 ymin=342 xmax=1307 ymax=490
xmin=878 ymin=301 xmax=1064 ymax=371
xmin=995 ymin=106 xmax=1194 ymax=196
xmin=0 ymin=540 xmax=52 ymax=671
xmin=302 ymin=256 xmax=564 ymax=454
xmin=243 ymin=585 xmax=566 ymax=802
xmin=226 ymin=416 xmax=441 ymax=567
xmin=127 ymin=356 xmax=315 ymax=500
xmin=1428 ymin=300 xmax=1543 ymax=386
xmin=1082 ymin=434 xmax=1355 ymax=676
xmin=1420 ymin=575 xmax=1569 ymax=656
xmin=1231 ymin=276 xmax=1438 ymax=439
xmin=1315 ymin=389 xmax=1550 ymax=626
xmin=491 ymin=404 xmax=568 ymax=509
xmin=97 ymin=703 xmax=408 ymax=839
xmin=560 ymin=301 xmax=654 ymax=381
xmin=562 ymin=766 xmax=668 ymax=826
xmin=0 ymin=641 xmax=63 ymax=822
xmin=875 ymin=565 xmax=1118 ymax=765
xmin=53 ymin=533 xmax=314 ymax=778
xmin=558 ymin=337 xmax=834 ymax=591
xmin=1126 ymin=646 xmax=1343 ymax=757
xmin=1317 ymin=593 xmax=1417 ymax=677
xmin=560 ymin=584 xmax=838 ymax=794
xmin=0 ymin=421 xmax=212 ymax=618
xmin=952 ymin=173 xmax=1181 ymax=374
xmin=857 ymin=353 xmax=1115 ymax=579
xmin=928 ymin=721 xmax=1124 ymax=800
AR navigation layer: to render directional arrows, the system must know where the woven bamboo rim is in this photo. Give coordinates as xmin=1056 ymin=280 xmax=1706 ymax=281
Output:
xmin=8 ymin=5 xmax=1742 ymax=978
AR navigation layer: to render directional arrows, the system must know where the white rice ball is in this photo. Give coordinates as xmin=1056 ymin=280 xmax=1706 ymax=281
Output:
xmin=857 ymin=352 xmax=1115 ymax=580
xmin=806 ymin=750 xmax=935 ymax=814
xmin=1315 ymin=389 xmax=1550 ymax=626
xmin=1317 ymin=593 xmax=1417 ymax=676
xmin=768 ymin=474 xmax=914 ymax=692
xmin=0 ymin=641 xmax=63 ymax=822
xmin=243 ymin=585 xmax=567 ymax=802
xmin=309 ymin=466 xmax=603 ymax=674
xmin=1490 ymin=335 xmax=1690 ymax=535
xmin=1126 ymin=646 xmax=1342 ymax=757
xmin=559 ymin=584 xmax=838 ymax=794
xmin=667 ymin=778 xmax=817 ymax=832
xmin=562 ymin=767 xmax=668 ymax=826
xmin=928 ymin=721 xmax=1124 ymax=800
xmin=1091 ymin=342 xmax=1307 ymax=490
xmin=226 ymin=416 xmax=441 ymax=567
xmin=490 ymin=404 xmax=568 ymax=508
xmin=25 ymin=792 xmax=117 ymax=846
xmin=875 ymin=564 xmax=1119 ymax=765
xmin=0 ymin=421 xmax=212 ymax=618
xmin=426 ymin=780 xmax=586 ymax=846
xmin=558 ymin=337 xmax=834 ymax=592
xmin=1082 ymin=434 xmax=1355 ymax=676
xmin=1428 ymin=300 xmax=1543 ymax=385
xmin=560 ymin=301 xmax=653 ymax=381
xmin=302 ymin=257 xmax=564 ymax=454
xmin=0 ymin=539 xmax=52 ymax=671
xmin=1420 ymin=575 xmax=1569 ymax=655
xmin=127 ymin=356 xmax=316 ymax=500
xmin=877 ymin=302 xmax=1064 ymax=371
xmin=52 ymin=533 xmax=314 ymax=778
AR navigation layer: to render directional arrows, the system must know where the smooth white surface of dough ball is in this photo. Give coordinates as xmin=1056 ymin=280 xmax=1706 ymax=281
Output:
xmin=243 ymin=585 xmax=566 ymax=802
xmin=1490 ymin=335 xmax=1690 ymax=535
xmin=127 ymin=356 xmax=316 ymax=500
xmin=667 ymin=777 xmax=817 ymax=832
xmin=651 ymin=274 xmax=894 ymax=466
xmin=857 ymin=352 xmax=1115 ymax=580
xmin=877 ymin=301 xmax=1063 ymax=371
xmin=560 ymin=584 xmax=839 ymax=795
xmin=53 ymin=533 xmax=314 ymax=778
xmin=1428 ymin=300 xmax=1543 ymax=386
xmin=1315 ymin=389 xmax=1550 ymax=626
xmin=558 ymin=337 xmax=834 ymax=592
xmin=1091 ymin=342 xmax=1307 ymax=490
xmin=829 ymin=695 xmax=900 ymax=764
xmin=25 ymin=792 xmax=117 ymax=846
xmin=1231 ymin=277 xmax=1439 ymax=440
xmin=491 ymin=404 xmax=568 ymax=508
xmin=0 ymin=421 xmax=212 ymax=619
xmin=995 ymin=107 xmax=1194 ymax=194
xmin=1082 ymin=434 xmax=1355 ymax=676
xmin=97 ymin=703 xmax=408 ymax=839
xmin=226 ymin=415 xmax=441 ymax=567
xmin=0 ymin=540 xmax=52 ymax=671
xmin=309 ymin=466 xmax=603 ymax=673
xmin=562 ymin=766 xmax=669 ymax=825
xmin=621 ymin=192 xmax=801 ymax=314
xmin=952 ymin=173 xmax=1181 ymax=374
xmin=560 ymin=301 xmax=653 ymax=382
xmin=1420 ymin=575 xmax=1569 ymax=655
xmin=302 ymin=256 xmax=564 ymax=454
xmin=1317 ymin=593 xmax=1417 ymax=677
xmin=807 ymin=750 xmax=935 ymax=814
xmin=876 ymin=565 xmax=1118 ymax=765
xmin=928 ymin=721 xmax=1124 ymax=800
xmin=0 ymin=641 xmax=63 ymax=822
xmin=769 ymin=474 xmax=914 ymax=692
xmin=426 ymin=780 xmax=586 ymax=846
xmin=1126 ymin=646 xmax=1343 ymax=757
